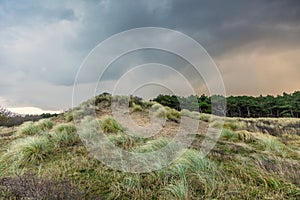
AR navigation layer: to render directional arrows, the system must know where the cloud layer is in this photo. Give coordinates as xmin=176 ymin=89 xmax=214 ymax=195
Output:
xmin=0 ymin=0 xmax=299 ymax=111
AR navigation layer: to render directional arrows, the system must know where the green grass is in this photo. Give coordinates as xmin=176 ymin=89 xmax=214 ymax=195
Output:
xmin=1 ymin=97 xmax=300 ymax=199
xmin=257 ymin=135 xmax=287 ymax=154
xmin=54 ymin=123 xmax=76 ymax=134
xmin=166 ymin=107 xmax=181 ymax=122
xmin=100 ymin=116 xmax=124 ymax=133
xmin=17 ymin=121 xmax=41 ymax=136
xmin=16 ymin=119 xmax=54 ymax=136
xmin=50 ymin=130 xmax=80 ymax=148
xmin=221 ymin=128 xmax=238 ymax=141
xmin=0 ymin=136 xmax=53 ymax=173
xmin=132 ymin=103 xmax=143 ymax=112
xmin=36 ymin=119 xmax=54 ymax=131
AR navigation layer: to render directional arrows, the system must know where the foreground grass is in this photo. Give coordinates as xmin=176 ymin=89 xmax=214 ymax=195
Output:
xmin=0 ymin=98 xmax=299 ymax=199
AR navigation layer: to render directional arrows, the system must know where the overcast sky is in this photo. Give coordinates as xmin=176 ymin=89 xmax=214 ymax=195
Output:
xmin=0 ymin=0 xmax=300 ymax=113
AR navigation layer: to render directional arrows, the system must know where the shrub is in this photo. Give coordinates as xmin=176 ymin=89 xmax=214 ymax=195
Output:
xmin=100 ymin=116 xmax=124 ymax=133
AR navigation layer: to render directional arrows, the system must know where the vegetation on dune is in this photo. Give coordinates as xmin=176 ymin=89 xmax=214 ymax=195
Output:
xmin=100 ymin=116 xmax=124 ymax=133
xmin=132 ymin=103 xmax=143 ymax=112
xmin=0 ymin=93 xmax=300 ymax=199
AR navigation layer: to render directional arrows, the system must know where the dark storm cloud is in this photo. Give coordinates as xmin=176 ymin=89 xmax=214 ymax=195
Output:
xmin=0 ymin=0 xmax=299 ymax=111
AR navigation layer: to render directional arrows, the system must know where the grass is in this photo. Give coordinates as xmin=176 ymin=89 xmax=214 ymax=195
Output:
xmin=50 ymin=130 xmax=80 ymax=148
xmin=36 ymin=119 xmax=54 ymax=131
xmin=166 ymin=107 xmax=181 ymax=122
xmin=235 ymin=130 xmax=256 ymax=143
xmin=164 ymin=179 xmax=189 ymax=200
xmin=199 ymin=113 xmax=211 ymax=122
xmin=151 ymin=103 xmax=164 ymax=110
xmin=220 ymin=128 xmax=238 ymax=141
xmin=256 ymin=134 xmax=287 ymax=154
xmin=1 ymin=96 xmax=300 ymax=199
xmin=54 ymin=123 xmax=76 ymax=134
xmin=64 ymin=112 xmax=74 ymax=122
xmin=180 ymin=109 xmax=192 ymax=118
xmin=17 ymin=121 xmax=41 ymax=136
xmin=132 ymin=103 xmax=143 ymax=112
xmin=154 ymin=107 xmax=167 ymax=119
xmin=0 ymin=136 xmax=53 ymax=173
xmin=107 ymin=132 xmax=146 ymax=151
xmin=134 ymin=138 xmax=170 ymax=153
xmin=100 ymin=116 xmax=124 ymax=133
xmin=16 ymin=119 xmax=54 ymax=136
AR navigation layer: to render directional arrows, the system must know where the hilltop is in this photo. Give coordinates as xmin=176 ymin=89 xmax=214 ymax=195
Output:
xmin=0 ymin=93 xmax=299 ymax=199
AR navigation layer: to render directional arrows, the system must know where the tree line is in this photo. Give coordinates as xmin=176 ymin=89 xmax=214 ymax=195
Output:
xmin=152 ymin=91 xmax=300 ymax=118
xmin=0 ymin=107 xmax=58 ymax=127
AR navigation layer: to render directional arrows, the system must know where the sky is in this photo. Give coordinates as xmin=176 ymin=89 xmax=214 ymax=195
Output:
xmin=0 ymin=0 xmax=300 ymax=114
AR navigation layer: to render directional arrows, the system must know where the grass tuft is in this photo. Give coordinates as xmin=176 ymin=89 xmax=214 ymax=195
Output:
xmin=100 ymin=116 xmax=124 ymax=133
xmin=221 ymin=128 xmax=238 ymax=141
xmin=0 ymin=136 xmax=53 ymax=172
xmin=154 ymin=107 xmax=167 ymax=119
xmin=235 ymin=130 xmax=256 ymax=143
xmin=132 ymin=103 xmax=143 ymax=112
xmin=36 ymin=119 xmax=54 ymax=131
xmin=17 ymin=122 xmax=40 ymax=136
